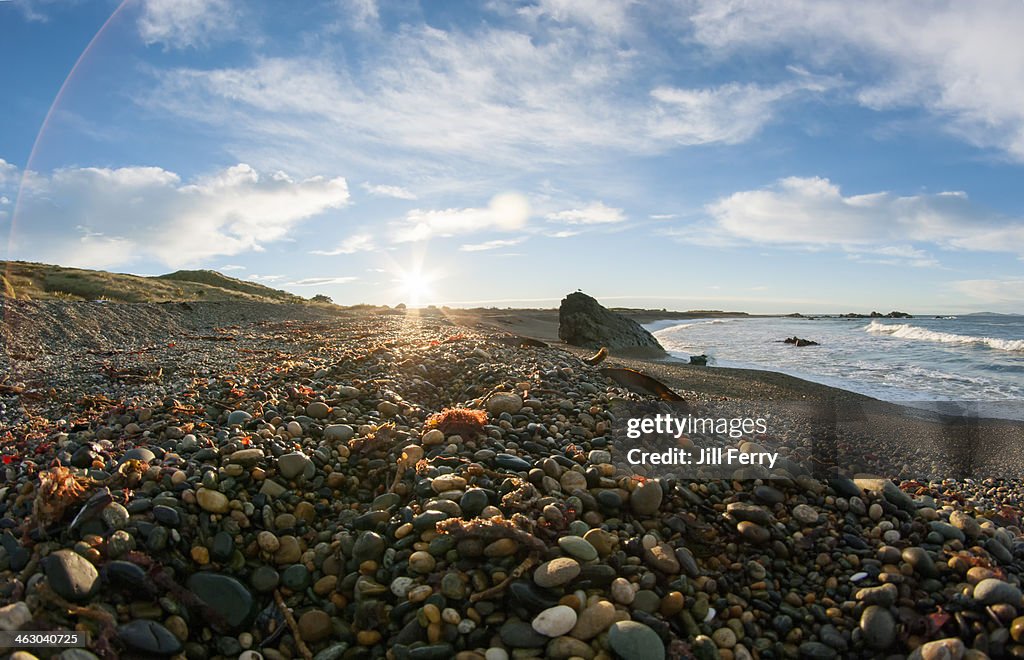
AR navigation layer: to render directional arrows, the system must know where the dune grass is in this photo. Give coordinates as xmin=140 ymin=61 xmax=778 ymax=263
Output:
xmin=0 ymin=261 xmax=311 ymax=304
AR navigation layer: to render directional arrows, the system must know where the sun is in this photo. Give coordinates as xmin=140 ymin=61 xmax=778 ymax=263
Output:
xmin=396 ymin=267 xmax=435 ymax=307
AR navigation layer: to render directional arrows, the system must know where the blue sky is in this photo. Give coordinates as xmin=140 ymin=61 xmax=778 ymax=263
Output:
xmin=1 ymin=0 xmax=1023 ymax=313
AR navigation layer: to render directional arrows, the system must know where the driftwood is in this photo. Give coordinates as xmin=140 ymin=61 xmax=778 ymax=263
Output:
xmin=599 ymin=367 xmax=686 ymax=402
xmin=583 ymin=346 xmax=608 ymax=366
xmin=274 ymin=589 xmax=313 ymax=660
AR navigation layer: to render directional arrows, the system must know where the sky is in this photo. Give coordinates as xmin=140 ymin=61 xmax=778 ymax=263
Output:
xmin=1 ymin=0 xmax=1023 ymax=313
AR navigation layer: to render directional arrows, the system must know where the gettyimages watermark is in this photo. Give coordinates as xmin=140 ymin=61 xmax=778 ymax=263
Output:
xmin=625 ymin=413 xmax=776 ymax=468
xmin=609 ymin=399 xmax=1024 ymax=481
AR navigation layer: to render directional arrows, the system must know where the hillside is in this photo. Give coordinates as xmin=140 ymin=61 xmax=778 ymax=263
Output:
xmin=0 ymin=260 xmax=309 ymax=303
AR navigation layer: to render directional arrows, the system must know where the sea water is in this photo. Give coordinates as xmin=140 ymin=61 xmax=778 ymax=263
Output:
xmin=648 ymin=315 xmax=1024 ymax=411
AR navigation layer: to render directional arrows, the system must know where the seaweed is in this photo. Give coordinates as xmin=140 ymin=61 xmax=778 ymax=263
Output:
xmin=425 ymin=407 xmax=488 ymax=439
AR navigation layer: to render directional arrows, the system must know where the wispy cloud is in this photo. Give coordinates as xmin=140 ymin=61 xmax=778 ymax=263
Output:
xmin=335 ymin=0 xmax=378 ymax=30
xmin=249 ymin=274 xmax=285 ymax=282
xmin=688 ymin=0 xmax=1024 ymax=160
xmin=392 ymin=193 xmax=530 ymax=242
xmin=287 ymin=276 xmax=358 ymax=286
xmin=137 ymin=0 xmax=240 ymax=49
xmin=311 ymin=233 xmax=375 ymax=255
xmin=459 ymin=237 xmax=526 ymax=252
xmin=700 ymin=176 xmax=1024 ymax=259
xmin=7 ymin=161 xmax=350 ymax=269
xmin=547 ymin=201 xmax=625 ymax=225
xmin=649 ymin=71 xmax=836 ymax=146
xmin=146 ymin=18 xmax=830 ymax=172
xmin=219 ymin=264 xmax=245 ymax=271
xmin=361 ymin=183 xmax=417 ymax=200
xmin=952 ymin=278 xmax=1024 ymax=306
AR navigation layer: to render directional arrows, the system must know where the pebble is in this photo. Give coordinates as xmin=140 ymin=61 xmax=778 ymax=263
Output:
xmin=860 ymin=604 xmax=896 ymax=650
xmin=196 ymin=487 xmax=229 ymax=513
xmin=186 ymin=572 xmax=255 ymax=631
xmin=974 ymin=578 xmax=1022 ymax=606
xmin=791 ymin=503 xmax=819 ymax=525
xmin=531 ymin=605 xmax=577 ymax=637
xmin=630 ymin=480 xmax=663 ymax=516
xmin=117 ymin=620 xmax=183 ymax=656
xmin=534 ymin=557 xmax=580 ymax=587
xmin=306 ymin=401 xmax=330 ymax=418
xmin=44 ymin=550 xmax=99 ymax=602
xmin=608 ymin=621 xmax=666 ymax=660
xmin=278 ymin=452 xmax=314 ymax=480
xmin=324 ymin=424 xmax=355 ymax=442
xmin=0 ymin=602 xmax=32 ymax=631
xmin=487 ymin=393 xmax=523 ymax=416
xmin=298 ymin=609 xmax=332 ymax=643
xmin=557 ymin=536 xmax=597 ymax=561
xmin=571 ymin=600 xmax=616 ymax=640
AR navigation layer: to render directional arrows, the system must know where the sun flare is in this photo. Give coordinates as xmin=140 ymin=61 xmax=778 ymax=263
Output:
xmin=395 ymin=267 xmax=436 ymax=307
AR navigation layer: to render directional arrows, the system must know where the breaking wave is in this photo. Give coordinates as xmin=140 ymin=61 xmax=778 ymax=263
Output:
xmin=866 ymin=321 xmax=1024 ymax=352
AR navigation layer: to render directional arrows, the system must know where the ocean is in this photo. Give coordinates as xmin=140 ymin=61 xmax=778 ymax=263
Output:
xmin=647 ymin=314 xmax=1024 ymax=409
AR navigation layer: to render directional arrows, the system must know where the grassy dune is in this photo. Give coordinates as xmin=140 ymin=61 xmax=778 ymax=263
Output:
xmin=0 ymin=260 xmax=308 ymax=304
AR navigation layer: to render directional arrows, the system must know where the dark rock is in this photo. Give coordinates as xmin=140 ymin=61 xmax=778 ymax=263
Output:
xmin=558 ymin=292 xmax=665 ymax=353
xmin=104 ymin=560 xmax=147 ymax=588
xmin=499 ymin=620 xmax=547 ymax=648
xmin=119 ymin=447 xmax=155 ymax=464
xmin=118 ymin=620 xmax=183 ymax=656
xmin=782 ymin=336 xmax=819 ymax=347
xmin=44 ymin=550 xmax=99 ymax=602
xmin=186 ymin=572 xmax=255 ymax=631
xmin=494 ymin=454 xmax=532 ymax=472
xmin=211 ymin=531 xmax=234 ymax=563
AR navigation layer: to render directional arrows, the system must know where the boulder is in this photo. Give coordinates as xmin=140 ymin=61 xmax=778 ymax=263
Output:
xmin=558 ymin=292 xmax=665 ymax=354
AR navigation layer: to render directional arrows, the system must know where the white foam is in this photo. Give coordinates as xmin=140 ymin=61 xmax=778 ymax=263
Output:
xmin=865 ymin=321 xmax=1024 ymax=352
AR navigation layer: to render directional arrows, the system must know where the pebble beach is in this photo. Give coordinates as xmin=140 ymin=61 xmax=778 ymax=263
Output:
xmin=2 ymin=301 xmax=1024 ymax=660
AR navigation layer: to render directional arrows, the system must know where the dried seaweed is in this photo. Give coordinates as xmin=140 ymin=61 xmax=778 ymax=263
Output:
xmin=32 ymin=465 xmax=91 ymax=533
xmin=435 ymin=514 xmax=545 ymax=553
xmin=425 ymin=407 xmax=488 ymax=439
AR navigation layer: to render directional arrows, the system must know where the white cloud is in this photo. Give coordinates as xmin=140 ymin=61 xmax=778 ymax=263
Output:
xmin=952 ymin=279 xmax=1024 ymax=306
xmin=248 ymin=274 xmax=285 ymax=282
xmin=546 ymin=230 xmax=581 ymax=238
xmin=336 ymin=0 xmax=378 ymax=30
xmin=219 ymin=264 xmax=245 ymax=271
xmin=393 ymin=193 xmax=531 ymax=242
xmin=361 ymin=183 xmax=417 ymax=200
xmin=311 ymin=233 xmax=375 ymax=255
xmin=6 ymin=0 xmax=57 ymax=22
xmin=702 ymin=176 xmax=1024 ymax=258
xmin=0 ymin=159 xmax=17 ymax=186
xmin=146 ymin=20 xmax=824 ymax=169
xmin=459 ymin=237 xmax=526 ymax=252
xmin=516 ymin=0 xmax=636 ymax=35
xmin=138 ymin=0 xmax=239 ymax=49
xmin=649 ymin=74 xmax=834 ymax=145
xmin=287 ymin=276 xmax=358 ymax=286
xmin=7 ymin=161 xmax=350 ymax=269
xmin=687 ymin=0 xmax=1024 ymax=160
xmin=547 ymin=201 xmax=625 ymax=225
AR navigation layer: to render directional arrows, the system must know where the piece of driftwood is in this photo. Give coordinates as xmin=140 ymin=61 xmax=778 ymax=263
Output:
xmin=583 ymin=346 xmax=608 ymax=365
xmin=599 ymin=367 xmax=686 ymax=401
xmin=274 ymin=589 xmax=313 ymax=660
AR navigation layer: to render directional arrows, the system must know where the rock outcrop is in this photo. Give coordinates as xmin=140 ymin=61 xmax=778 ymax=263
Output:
xmin=558 ymin=292 xmax=665 ymax=354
